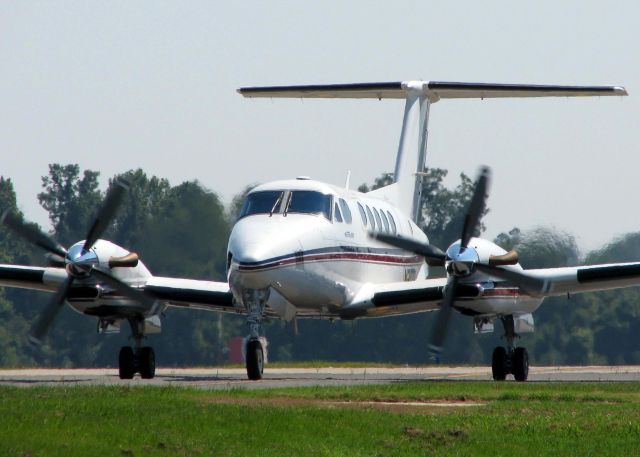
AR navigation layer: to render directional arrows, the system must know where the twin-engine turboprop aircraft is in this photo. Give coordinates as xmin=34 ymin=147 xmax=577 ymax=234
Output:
xmin=1 ymin=80 xmax=638 ymax=382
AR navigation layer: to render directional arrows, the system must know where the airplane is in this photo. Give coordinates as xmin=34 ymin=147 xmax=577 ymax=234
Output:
xmin=1 ymin=80 xmax=637 ymax=382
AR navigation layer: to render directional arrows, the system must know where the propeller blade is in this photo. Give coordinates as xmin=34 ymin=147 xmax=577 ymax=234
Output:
xmin=91 ymin=268 xmax=155 ymax=308
xmin=45 ymin=253 xmax=66 ymax=268
xmin=475 ymin=263 xmax=549 ymax=296
xmin=83 ymin=178 xmax=129 ymax=251
xmin=460 ymin=166 xmax=491 ymax=250
xmin=29 ymin=277 xmax=74 ymax=345
xmin=371 ymin=232 xmax=447 ymax=265
xmin=0 ymin=210 xmax=68 ymax=259
xmin=428 ymin=276 xmax=458 ymax=359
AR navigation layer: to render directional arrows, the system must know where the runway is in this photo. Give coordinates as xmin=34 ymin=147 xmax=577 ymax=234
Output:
xmin=1 ymin=365 xmax=640 ymax=389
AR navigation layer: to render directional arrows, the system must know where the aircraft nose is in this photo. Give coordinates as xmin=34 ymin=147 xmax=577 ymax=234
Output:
xmin=228 ymin=219 xmax=283 ymax=264
xmin=226 ymin=216 xmax=316 ymax=288
xmin=233 ymin=241 xmax=274 ymax=264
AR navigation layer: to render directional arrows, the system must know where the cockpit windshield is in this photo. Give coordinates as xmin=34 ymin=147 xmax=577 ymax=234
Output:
xmin=286 ymin=191 xmax=332 ymax=220
xmin=239 ymin=191 xmax=283 ymax=218
xmin=239 ymin=190 xmax=332 ymax=220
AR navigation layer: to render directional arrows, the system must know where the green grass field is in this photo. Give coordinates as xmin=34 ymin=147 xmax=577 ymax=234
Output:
xmin=2 ymin=382 xmax=640 ymax=456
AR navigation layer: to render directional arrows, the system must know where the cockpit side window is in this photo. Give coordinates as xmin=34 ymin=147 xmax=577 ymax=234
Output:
xmin=338 ymin=198 xmax=352 ymax=224
xmin=286 ymin=191 xmax=332 ymax=220
xmin=334 ymin=202 xmax=343 ymax=223
xmin=357 ymin=202 xmax=367 ymax=227
xmin=239 ymin=191 xmax=283 ymax=218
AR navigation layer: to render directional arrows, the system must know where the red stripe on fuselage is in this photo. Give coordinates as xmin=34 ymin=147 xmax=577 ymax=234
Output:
xmin=237 ymin=252 xmax=424 ymax=272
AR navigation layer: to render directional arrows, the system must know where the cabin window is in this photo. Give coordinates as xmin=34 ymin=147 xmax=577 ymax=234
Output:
xmin=387 ymin=211 xmax=397 ymax=234
xmin=334 ymin=202 xmax=343 ymax=223
xmin=372 ymin=207 xmax=383 ymax=231
xmin=338 ymin=198 xmax=352 ymax=224
xmin=286 ymin=191 xmax=332 ymax=220
xmin=239 ymin=191 xmax=283 ymax=218
xmin=357 ymin=202 xmax=367 ymax=227
xmin=379 ymin=209 xmax=390 ymax=233
xmin=366 ymin=205 xmax=375 ymax=231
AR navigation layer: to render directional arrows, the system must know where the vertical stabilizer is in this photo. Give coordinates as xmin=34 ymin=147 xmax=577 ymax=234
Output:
xmin=393 ymin=86 xmax=430 ymax=221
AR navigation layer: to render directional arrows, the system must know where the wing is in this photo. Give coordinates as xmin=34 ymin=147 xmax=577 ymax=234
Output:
xmin=343 ymin=277 xmax=481 ymax=318
xmin=143 ymin=276 xmax=239 ymax=314
xmin=522 ymin=262 xmax=640 ymax=297
xmin=0 ymin=264 xmax=67 ymax=292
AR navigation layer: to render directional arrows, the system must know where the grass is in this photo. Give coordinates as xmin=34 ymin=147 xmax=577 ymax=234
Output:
xmin=1 ymin=382 xmax=640 ymax=456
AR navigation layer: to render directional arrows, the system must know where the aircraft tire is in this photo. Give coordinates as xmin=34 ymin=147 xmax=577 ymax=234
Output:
xmin=512 ymin=347 xmax=529 ymax=382
xmin=119 ymin=346 xmax=135 ymax=380
xmin=491 ymin=346 xmax=508 ymax=381
xmin=139 ymin=346 xmax=156 ymax=379
xmin=246 ymin=339 xmax=264 ymax=380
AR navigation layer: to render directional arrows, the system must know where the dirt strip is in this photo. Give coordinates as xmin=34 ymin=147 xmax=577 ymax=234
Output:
xmin=198 ymin=396 xmax=486 ymax=414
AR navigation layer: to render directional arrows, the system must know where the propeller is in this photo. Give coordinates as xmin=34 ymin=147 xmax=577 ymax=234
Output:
xmin=83 ymin=179 xmax=128 ymax=252
xmin=0 ymin=211 xmax=68 ymax=259
xmin=28 ymin=277 xmax=74 ymax=345
xmin=0 ymin=178 xmax=148 ymax=345
xmin=372 ymin=165 xmax=547 ymax=360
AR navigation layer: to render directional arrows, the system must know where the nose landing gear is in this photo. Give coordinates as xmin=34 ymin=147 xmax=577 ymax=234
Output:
xmin=118 ymin=317 xmax=156 ymax=380
xmin=491 ymin=315 xmax=529 ymax=382
xmin=243 ymin=288 xmax=269 ymax=380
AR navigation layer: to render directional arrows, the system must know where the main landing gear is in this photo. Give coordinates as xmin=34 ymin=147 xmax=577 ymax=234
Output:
xmin=243 ymin=289 xmax=268 ymax=380
xmin=118 ymin=318 xmax=156 ymax=380
xmin=491 ymin=315 xmax=529 ymax=382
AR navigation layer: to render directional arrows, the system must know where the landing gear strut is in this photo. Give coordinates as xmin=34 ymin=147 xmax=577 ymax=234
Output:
xmin=491 ymin=315 xmax=529 ymax=382
xmin=118 ymin=318 xmax=156 ymax=380
xmin=243 ymin=289 xmax=268 ymax=380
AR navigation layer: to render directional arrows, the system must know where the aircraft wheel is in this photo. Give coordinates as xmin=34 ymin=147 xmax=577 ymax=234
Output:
xmin=491 ymin=346 xmax=508 ymax=381
xmin=246 ymin=339 xmax=264 ymax=380
xmin=512 ymin=347 xmax=529 ymax=382
xmin=139 ymin=346 xmax=156 ymax=379
xmin=119 ymin=346 xmax=135 ymax=380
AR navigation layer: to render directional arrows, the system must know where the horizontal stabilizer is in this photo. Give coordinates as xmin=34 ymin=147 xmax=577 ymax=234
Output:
xmin=238 ymin=81 xmax=627 ymax=101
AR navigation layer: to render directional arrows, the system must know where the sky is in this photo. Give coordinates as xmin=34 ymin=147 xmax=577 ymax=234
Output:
xmin=1 ymin=1 xmax=638 ymax=255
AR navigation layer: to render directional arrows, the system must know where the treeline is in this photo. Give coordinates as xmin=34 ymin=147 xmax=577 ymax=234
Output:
xmin=0 ymin=164 xmax=639 ymax=367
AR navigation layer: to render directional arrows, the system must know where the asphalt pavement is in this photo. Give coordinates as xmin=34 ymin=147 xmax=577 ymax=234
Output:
xmin=1 ymin=365 xmax=639 ymax=389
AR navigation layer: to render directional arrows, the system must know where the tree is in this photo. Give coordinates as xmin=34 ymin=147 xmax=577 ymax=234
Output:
xmin=494 ymin=226 xmax=579 ymax=269
xmin=37 ymin=164 xmax=102 ymax=247
xmin=357 ymin=173 xmax=393 ymax=193
xmin=105 ymin=169 xmax=171 ymax=251
xmin=417 ymin=168 xmax=488 ymax=249
xmin=227 ymin=184 xmax=257 ymax=224
xmin=0 ymin=177 xmax=43 ymax=366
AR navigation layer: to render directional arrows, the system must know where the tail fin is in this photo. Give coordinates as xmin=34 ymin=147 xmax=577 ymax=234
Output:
xmin=239 ymin=81 xmax=627 ymax=221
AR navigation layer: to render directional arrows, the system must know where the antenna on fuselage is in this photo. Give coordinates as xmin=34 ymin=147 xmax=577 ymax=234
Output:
xmin=344 ymin=170 xmax=351 ymax=190
xmin=238 ymin=81 xmax=627 ymax=222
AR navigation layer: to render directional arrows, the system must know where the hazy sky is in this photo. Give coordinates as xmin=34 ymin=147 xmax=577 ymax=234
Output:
xmin=1 ymin=1 xmax=638 ymax=255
